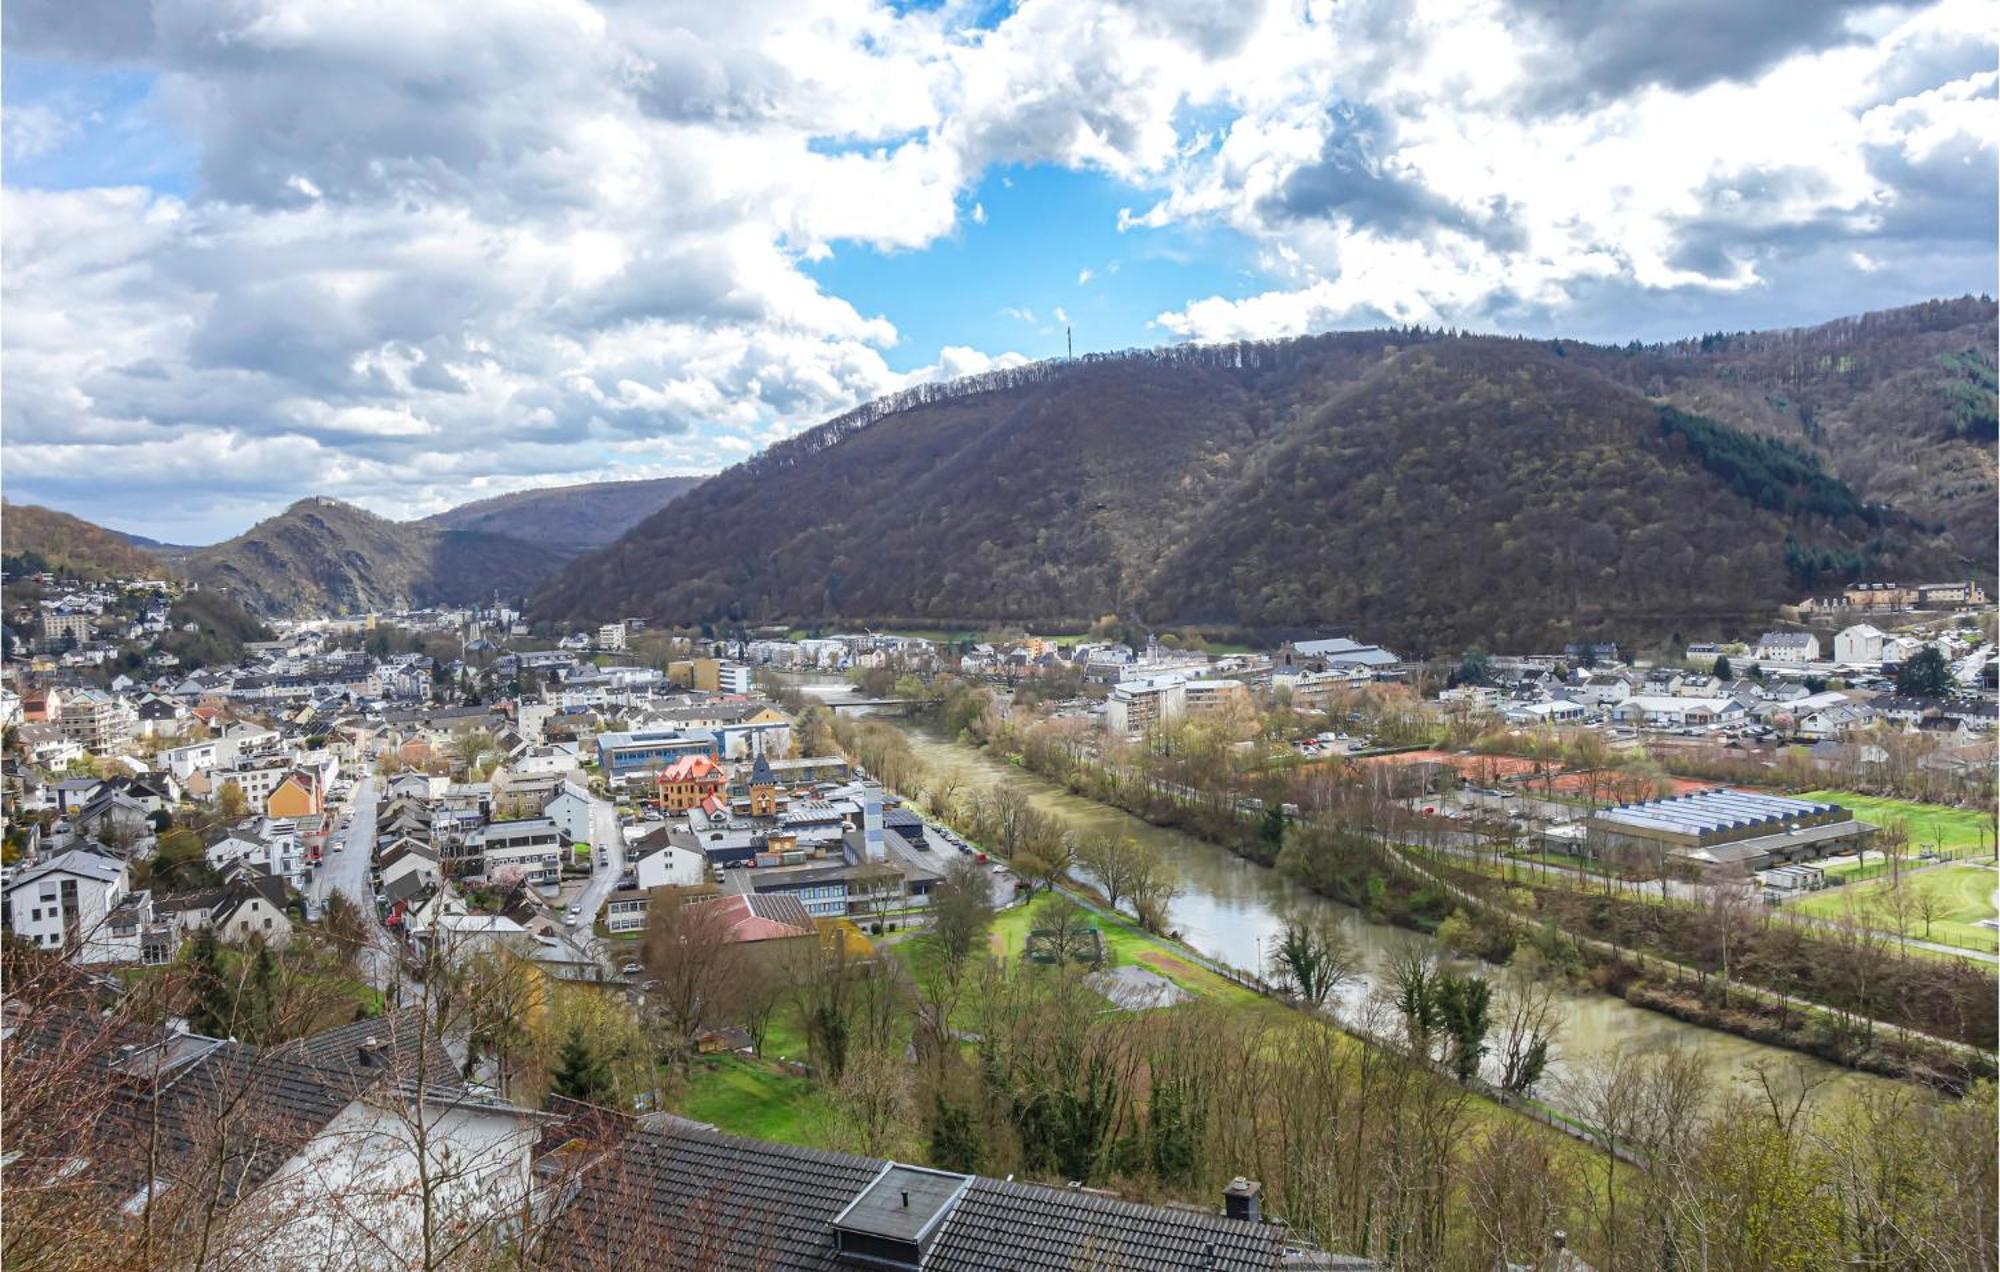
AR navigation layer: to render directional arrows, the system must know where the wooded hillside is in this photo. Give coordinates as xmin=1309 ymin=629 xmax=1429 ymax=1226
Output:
xmin=534 ymin=300 xmax=1983 ymax=651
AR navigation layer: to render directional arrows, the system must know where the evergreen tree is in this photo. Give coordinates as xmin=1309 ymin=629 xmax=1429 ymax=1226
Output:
xmin=548 ymin=1024 xmax=613 ymax=1108
xmin=1435 ymin=973 xmax=1493 ymax=1084
xmin=245 ymin=944 xmax=278 ymax=1043
xmin=186 ymin=927 xmax=235 ymax=1038
xmin=1712 ymin=655 xmax=1733 ymax=681
xmin=1896 ymin=646 xmax=1954 ymax=698
xmin=928 ymin=1093 xmax=984 ymax=1172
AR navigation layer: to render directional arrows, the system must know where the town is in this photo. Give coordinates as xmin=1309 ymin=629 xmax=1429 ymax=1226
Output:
xmin=2 ymin=554 xmax=1995 ymax=1269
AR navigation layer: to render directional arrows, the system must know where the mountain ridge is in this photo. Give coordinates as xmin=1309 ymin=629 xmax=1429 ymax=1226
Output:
xmin=531 ymin=298 xmax=1990 ymax=651
xmin=417 ymin=474 xmax=705 ymax=553
xmin=186 ymin=497 xmax=569 ymax=617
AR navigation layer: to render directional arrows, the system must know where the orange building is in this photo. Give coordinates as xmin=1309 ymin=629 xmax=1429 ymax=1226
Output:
xmin=653 ymin=754 xmax=727 ymax=812
xmin=265 ymin=770 xmax=324 ymax=819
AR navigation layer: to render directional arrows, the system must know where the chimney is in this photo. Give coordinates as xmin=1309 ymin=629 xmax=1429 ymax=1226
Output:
xmin=1223 ymin=1176 xmax=1260 ymax=1223
xmin=357 ymin=1036 xmax=386 ymax=1067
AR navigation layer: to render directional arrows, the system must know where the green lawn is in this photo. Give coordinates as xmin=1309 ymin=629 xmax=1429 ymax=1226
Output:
xmin=1793 ymin=862 xmax=1999 ymax=954
xmin=674 ymin=1054 xmax=836 ymax=1147
xmin=1800 ymin=791 xmax=1997 ymax=856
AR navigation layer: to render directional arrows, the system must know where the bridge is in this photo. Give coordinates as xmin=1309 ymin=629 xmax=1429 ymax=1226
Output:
xmin=823 ymin=697 xmax=923 ymax=715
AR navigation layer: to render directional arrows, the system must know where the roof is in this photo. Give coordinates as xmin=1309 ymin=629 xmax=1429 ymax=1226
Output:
xmin=5 ymin=849 xmax=125 ymax=894
xmin=692 ymin=893 xmax=815 ymax=943
xmin=1593 ymin=788 xmax=1843 ymax=838
xmin=547 ymin=1124 xmax=1281 ymax=1271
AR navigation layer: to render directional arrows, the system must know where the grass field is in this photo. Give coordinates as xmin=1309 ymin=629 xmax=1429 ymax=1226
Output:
xmin=1793 ymin=862 xmax=2000 ymax=954
xmin=674 ymin=1054 xmax=837 ymax=1146
xmin=1800 ymin=791 xmax=1997 ymax=856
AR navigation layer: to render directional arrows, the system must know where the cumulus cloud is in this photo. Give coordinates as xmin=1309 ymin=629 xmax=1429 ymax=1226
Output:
xmin=2 ymin=0 xmax=1992 ymax=537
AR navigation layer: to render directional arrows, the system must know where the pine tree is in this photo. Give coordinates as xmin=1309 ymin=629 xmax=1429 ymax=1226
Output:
xmin=186 ymin=927 xmax=235 ymax=1038
xmin=1713 ymin=655 xmax=1733 ymax=681
xmin=548 ymin=1024 xmax=613 ymax=1108
xmin=928 ymin=1093 xmax=984 ymax=1172
xmin=245 ymin=944 xmax=278 ymax=1043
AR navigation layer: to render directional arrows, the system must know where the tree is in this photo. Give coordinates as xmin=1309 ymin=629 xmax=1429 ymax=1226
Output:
xmin=930 ymin=856 xmax=996 ymax=965
xmin=1713 ymin=654 xmax=1733 ymax=681
xmin=640 ymin=890 xmax=741 ymax=1045
xmin=1493 ymin=959 xmax=1561 ymax=1095
xmin=1896 ymin=645 xmax=1954 ymax=698
xmin=548 ymin=1025 xmax=613 ymax=1107
xmin=1435 ymin=972 xmax=1493 ymax=1084
xmin=1128 ymin=852 xmax=1182 ymax=935
xmin=1266 ymin=913 xmax=1359 ymax=1009
xmin=185 ymin=927 xmax=235 ymax=1038
xmin=927 ymin=1092 xmax=983 ymax=1172
xmin=216 ymin=780 xmax=248 ymax=821
xmin=1075 ymin=834 xmax=1145 ymax=912
xmin=1455 ymin=648 xmax=1493 ymax=687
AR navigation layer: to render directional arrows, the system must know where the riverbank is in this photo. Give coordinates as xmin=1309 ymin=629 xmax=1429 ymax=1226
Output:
xmin=996 ymin=723 xmax=1997 ymax=1090
xmin=822 ymin=694 xmax=1906 ymax=1113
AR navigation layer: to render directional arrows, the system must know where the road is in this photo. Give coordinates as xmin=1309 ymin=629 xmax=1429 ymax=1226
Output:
xmin=309 ymin=775 xmax=404 ymax=993
xmin=564 ymin=789 xmax=628 ymax=960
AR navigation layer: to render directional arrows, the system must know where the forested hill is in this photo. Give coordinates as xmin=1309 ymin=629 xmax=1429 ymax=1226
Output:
xmin=530 ymin=300 xmax=1985 ymax=652
xmin=2 ymin=502 xmax=176 ymax=580
xmin=188 ymin=497 xmax=567 ymax=617
xmin=419 ymin=475 xmax=706 ymax=554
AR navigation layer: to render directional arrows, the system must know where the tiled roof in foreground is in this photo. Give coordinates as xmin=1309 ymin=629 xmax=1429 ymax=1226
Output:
xmin=549 ymin=1122 xmax=1280 ymax=1271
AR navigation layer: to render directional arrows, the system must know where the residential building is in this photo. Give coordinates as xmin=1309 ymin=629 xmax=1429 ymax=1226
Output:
xmin=266 ymin=770 xmax=324 ymax=819
xmin=471 ymin=818 xmax=565 ymax=885
xmin=596 ymin=622 xmax=627 ymax=651
xmin=1916 ymin=580 xmax=1987 ymax=607
xmin=1752 ymin=632 xmax=1821 ymax=664
xmin=1183 ymin=678 xmax=1249 ymax=714
xmin=633 ymin=837 xmax=707 ymax=893
xmin=38 ymin=610 xmax=94 ymax=648
xmin=3 ymin=850 xmax=130 ymax=960
xmin=57 ymin=689 xmax=136 ymax=753
xmin=542 ymin=783 xmax=596 ymax=846
xmin=0 ymin=1007 xmax=543 ymax=1268
xmin=1104 ymin=675 xmax=1187 ymax=735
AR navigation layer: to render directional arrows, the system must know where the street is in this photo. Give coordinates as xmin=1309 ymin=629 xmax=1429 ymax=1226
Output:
xmin=309 ymin=774 xmax=403 ymax=992
xmin=562 ymin=788 xmax=628 ymax=961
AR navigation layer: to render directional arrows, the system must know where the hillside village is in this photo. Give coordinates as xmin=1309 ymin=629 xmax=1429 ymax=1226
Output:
xmin=2 ymin=553 xmax=1995 ymax=1268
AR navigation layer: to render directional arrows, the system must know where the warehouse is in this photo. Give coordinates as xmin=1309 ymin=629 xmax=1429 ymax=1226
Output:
xmin=1585 ymin=788 xmax=1875 ymax=875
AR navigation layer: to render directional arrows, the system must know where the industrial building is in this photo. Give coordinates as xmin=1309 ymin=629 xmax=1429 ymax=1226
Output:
xmin=1585 ymin=788 xmax=1874 ymax=874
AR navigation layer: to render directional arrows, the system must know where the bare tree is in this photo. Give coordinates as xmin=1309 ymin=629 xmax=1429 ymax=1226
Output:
xmin=640 ymin=888 xmax=742 ymax=1045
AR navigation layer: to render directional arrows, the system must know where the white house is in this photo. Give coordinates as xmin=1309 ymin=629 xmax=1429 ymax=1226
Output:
xmin=1753 ymin=632 xmax=1821 ymax=664
xmin=541 ymin=784 xmax=597 ymax=847
xmin=634 ymin=841 xmax=705 ymax=892
xmin=3 ymin=849 xmax=130 ymax=961
xmin=1833 ymin=624 xmax=1887 ymax=665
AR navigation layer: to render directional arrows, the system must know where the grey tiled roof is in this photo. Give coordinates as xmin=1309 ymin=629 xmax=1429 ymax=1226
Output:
xmin=549 ymin=1123 xmax=1281 ymax=1270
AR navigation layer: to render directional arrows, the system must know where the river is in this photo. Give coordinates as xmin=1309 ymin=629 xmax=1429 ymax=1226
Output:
xmin=795 ymin=679 xmax=1889 ymax=1108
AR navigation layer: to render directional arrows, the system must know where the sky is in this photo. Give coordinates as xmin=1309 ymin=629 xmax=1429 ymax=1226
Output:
xmin=2 ymin=0 xmax=1994 ymax=543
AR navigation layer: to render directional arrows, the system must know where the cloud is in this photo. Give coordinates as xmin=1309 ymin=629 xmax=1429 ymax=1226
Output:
xmin=2 ymin=105 xmax=79 ymax=162
xmin=2 ymin=0 xmax=1992 ymax=537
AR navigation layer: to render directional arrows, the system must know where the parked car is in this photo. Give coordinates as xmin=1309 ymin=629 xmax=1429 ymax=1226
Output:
xmin=620 ymin=962 xmax=643 ymax=976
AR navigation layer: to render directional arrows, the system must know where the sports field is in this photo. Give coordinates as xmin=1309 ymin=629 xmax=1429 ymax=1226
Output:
xmin=1794 ymin=861 xmax=1999 ymax=954
xmin=1800 ymin=790 xmax=1996 ymax=855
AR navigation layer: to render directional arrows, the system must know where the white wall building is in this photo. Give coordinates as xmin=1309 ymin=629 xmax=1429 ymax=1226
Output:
xmin=3 ymin=850 xmax=130 ymax=961
xmin=1833 ymin=624 xmax=1887 ymax=665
